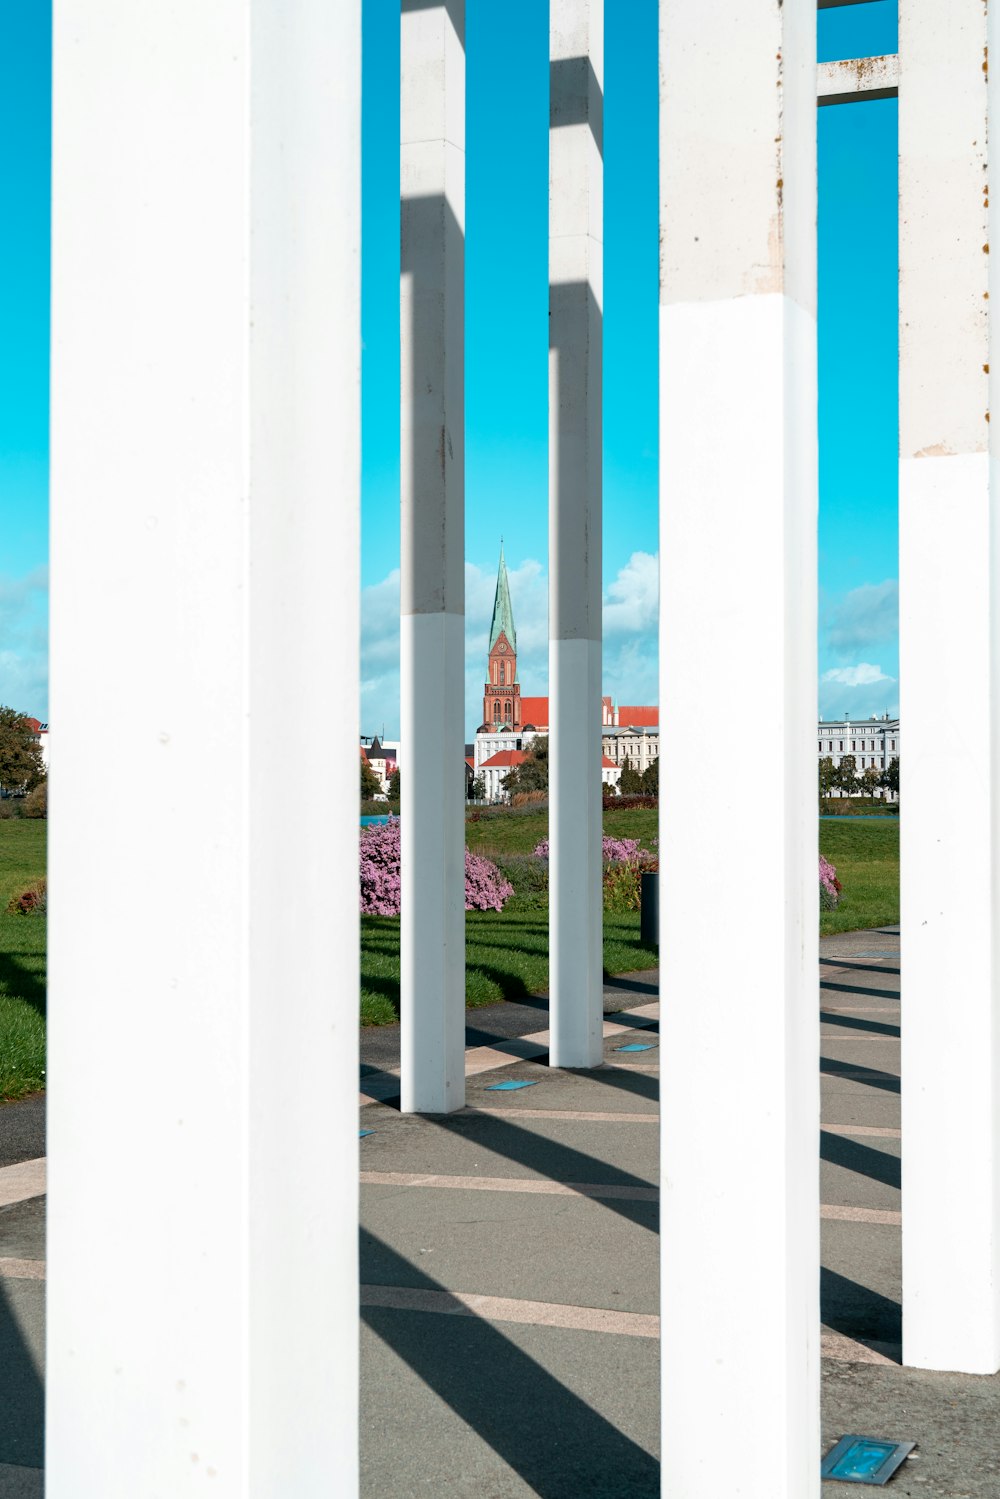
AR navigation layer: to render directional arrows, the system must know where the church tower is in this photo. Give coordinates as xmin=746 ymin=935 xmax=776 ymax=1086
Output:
xmin=483 ymin=542 xmax=521 ymax=729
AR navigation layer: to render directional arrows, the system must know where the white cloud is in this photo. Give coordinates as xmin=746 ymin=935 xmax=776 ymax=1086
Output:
xmin=825 ymin=579 xmax=897 ymax=656
xmin=819 ymin=662 xmax=898 ymax=723
xmin=822 ymin=663 xmax=892 ymax=689
xmin=0 ymin=568 xmax=48 ymax=719
xmin=603 ymin=551 xmax=658 ymax=637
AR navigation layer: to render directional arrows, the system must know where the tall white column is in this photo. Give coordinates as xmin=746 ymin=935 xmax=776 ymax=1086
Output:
xmin=549 ymin=0 xmax=604 ymax=1071
xmin=47 ymin=5 xmax=360 ymax=1494
xmin=400 ymin=0 xmax=466 ymax=1114
xmin=899 ymin=0 xmax=1000 ymax=1374
xmin=659 ymin=3 xmax=819 ymax=1494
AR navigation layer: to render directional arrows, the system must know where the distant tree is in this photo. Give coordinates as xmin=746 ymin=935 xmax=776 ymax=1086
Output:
xmin=503 ymin=735 xmax=549 ymax=796
xmin=0 ymin=708 xmax=44 ymax=795
xmin=619 ymin=756 xmax=643 ymax=795
xmin=361 ymin=756 xmax=381 ymax=801
xmin=23 ymin=780 xmax=47 ymax=819
xmin=882 ymin=756 xmax=899 ymax=800
xmin=861 ymin=766 xmax=881 ymax=800
xmin=470 ymin=775 xmax=486 ymax=802
xmin=640 ymin=756 xmax=659 ymax=796
xmin=835 ymin=754 xmax=858 ymax=800
xmin=818 ymin=756 xmax=837 ymax=810
xmin=387 ymin=767 xmax=400 ymax=799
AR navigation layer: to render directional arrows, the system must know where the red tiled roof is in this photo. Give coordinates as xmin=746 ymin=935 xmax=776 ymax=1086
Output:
xmin=465 ymin=757 xmax=474 ymax=767
xmin=617 ymin=705 xmax=658 ymax=727
xmin=519 ymin=696 xmax=549 ymax=727
xmin=480 ymin=750 xmax=528 ymax=768
xmin=601 ymin=755 xmax=618 ymax=768
xmin=359 ymin=745 xmax=369 ymax=761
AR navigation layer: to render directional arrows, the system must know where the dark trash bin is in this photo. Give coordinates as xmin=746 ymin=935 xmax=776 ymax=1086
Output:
xmin=640 ymin=871 xmax=658 ymax=946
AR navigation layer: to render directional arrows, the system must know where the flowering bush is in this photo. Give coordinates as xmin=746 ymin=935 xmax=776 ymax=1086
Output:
xmin=359 ymin=820 xmax=402 ymax=915
xmin=464 ymin=849 xmax=515 ymax=911
xmin=359 ymin=820 xmax=513 ymax=915
xmin=533 ymin=834 xmax=645 ymax=865
xmin=820 ymin=855 xmax=842 ymax=911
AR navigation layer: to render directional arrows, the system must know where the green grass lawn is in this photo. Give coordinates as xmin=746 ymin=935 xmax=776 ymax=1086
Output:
xmin=361 ymin=909 xmax=658 ymax=1026
xmin=0 ymin=822 xmax=47 ymax=1100
xmin=464 ymin=803 xmax=658 ymax=861
xmin=820 ymin=819 xmax=899 ymax=936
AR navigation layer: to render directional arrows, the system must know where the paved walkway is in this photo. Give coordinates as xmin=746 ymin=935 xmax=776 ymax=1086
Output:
xmin=1 ymin=930 xmax=999 ymax=1495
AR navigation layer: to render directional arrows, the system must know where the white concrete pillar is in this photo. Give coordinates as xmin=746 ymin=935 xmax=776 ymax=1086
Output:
xmin=659 ymin=2 xmax=819 ymax=1494
xmin=47 ymin=4 xmax=360 ymax=1494
xmin=400 ymin=0 xmax=466 ymax=1114
xmin=548 ymin=0 xmax=604 ymax=1071
xmin=899 ymin=0 xmax=1000 ymax=1374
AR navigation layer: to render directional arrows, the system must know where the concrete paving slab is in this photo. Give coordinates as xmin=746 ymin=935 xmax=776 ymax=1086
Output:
xmin=821 ymin=1086 xmax=904 ymax=1131
xmin=358 ymin=1110 xmax=658 ymax=1186
xmin=821 ymin=1152 xmax=901 ymax=1213
xmin=0 ymin=1199 xmax=45 ymax=1264
xmin=0 ymin=1100 xmax=44 ymax=1171
xmin=468 ymin=1064 xmax=659 ymax=1112
xmin=822 ymin=1219 xmax=901 ymax=1345
xmin=821 ymin=1011 xmax=900 ymax=1038
xmin=361 ymin=1314 xmax=659 ymax=1499
xmin=0 ymin=1466 xmax=43 ymax=1499
xmin=362 ymin=1191 xmax=658 ymax=1314
xmin=819 ymin=1063 xmax=901 ymax=1099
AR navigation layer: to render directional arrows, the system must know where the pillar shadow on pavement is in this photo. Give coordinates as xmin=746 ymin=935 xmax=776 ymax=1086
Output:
xmin=424 ymin=1112 xmax=658 ymax=1233
xmin=361 ymin=1232 xmax=659 ymax=1498
xmin=820 ymin=1130 xmax=901 ymax=1190
xmin=820 ymin=1010 xmax=900 ymax=1039
xmin=0 ymin=1280 xmax=43 ymax=1468
xmin=821 ymin=1265 xmax=902 ymax=1350
xmin=819 ymin=1057 xmax=900 ymax=1094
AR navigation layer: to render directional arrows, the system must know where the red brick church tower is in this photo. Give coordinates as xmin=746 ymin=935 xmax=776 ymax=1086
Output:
xmin=482 ymin=543 xmax=521 ymax=729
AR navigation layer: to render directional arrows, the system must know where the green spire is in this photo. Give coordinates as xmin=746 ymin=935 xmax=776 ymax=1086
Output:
xmin=489 ymin=540 xmax=516 ymax=654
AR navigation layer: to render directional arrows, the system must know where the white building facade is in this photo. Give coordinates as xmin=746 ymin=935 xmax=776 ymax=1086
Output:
xmin=818 ymin=714 xmax=899 ymax=785
xmin=602 ymin=725 xmax=659 ymax=777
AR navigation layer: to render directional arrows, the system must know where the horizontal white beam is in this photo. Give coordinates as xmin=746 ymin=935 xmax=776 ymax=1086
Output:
xmin=818 ymin=54 xmax=898 ymax=105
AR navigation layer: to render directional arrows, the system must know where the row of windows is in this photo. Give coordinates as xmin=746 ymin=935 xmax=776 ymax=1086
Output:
xmin=819 ymin=740 xmax=897 ymax=753
xmin=827 ymin=755 xmax=886 ymax=770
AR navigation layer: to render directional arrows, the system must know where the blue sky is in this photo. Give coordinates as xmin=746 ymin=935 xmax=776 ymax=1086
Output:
xmin=0 ymin=0 xmax=899 ymax=736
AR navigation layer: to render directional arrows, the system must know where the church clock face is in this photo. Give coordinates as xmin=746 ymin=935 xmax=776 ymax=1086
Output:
xmin=498 ymin=642 xmax=507 ymax=652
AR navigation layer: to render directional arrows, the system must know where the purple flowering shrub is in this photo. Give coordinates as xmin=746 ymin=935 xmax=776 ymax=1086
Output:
xmin=820 ymin=855 xmax=842 ymax=911
xmin=360 ymin=819 xmax=513 ymax=915
xmin=533 ymin=835 xmax=645 ymax=865
xmin=359 ymin=820 xmax=403 ymax=915
xmin=464 ymin=849 xmax=515 ymax=912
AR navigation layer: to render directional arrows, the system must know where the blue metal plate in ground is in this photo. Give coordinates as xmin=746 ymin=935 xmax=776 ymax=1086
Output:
xmin=486 ymin=1080 xmax=539 ymax=1091
xmin=359 ymin=1130 xmax=374 ymax=1138
xmin=614 ymin=1042 xmax=657 ymax=1053
xmin=821 ymin=1436 xmax=915 ymax=1485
